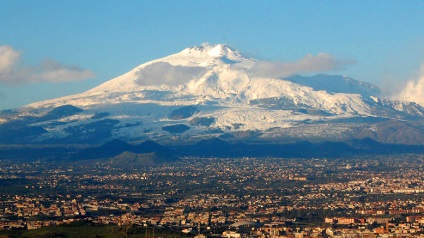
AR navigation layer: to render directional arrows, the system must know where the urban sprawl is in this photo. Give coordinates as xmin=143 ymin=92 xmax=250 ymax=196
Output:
xmin=1 ymin=155 xmax=424 ymax=237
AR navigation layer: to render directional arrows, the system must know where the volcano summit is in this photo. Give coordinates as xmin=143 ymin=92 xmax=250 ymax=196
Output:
xmin=2 ymin=44 xmax=424 ymax=146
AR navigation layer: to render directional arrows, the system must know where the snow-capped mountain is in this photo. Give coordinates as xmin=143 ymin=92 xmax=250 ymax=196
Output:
xmin=2 ymin=43 xmax=424 ymax=145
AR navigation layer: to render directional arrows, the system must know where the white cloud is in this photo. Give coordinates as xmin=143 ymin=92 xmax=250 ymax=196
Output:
xmin=394 ymin=64 xmax=424 ymax=107
xmin=135 ymin=62 xmax=205 ymax=86
xmin=249 ymin=53 xmax=356 ymax=78
xmin=0 ymin=45 xmax=21 ymax=72
xmin=134 ymin=53 xmax=355 ymax=87
xmin=40 ymin=60 xmax=95 ymax=83
xmin=0 ymin=45 xmax=95 ymax=84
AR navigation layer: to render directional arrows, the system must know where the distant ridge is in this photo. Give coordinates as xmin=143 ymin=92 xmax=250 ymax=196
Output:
xmin=74 ymin=139 xmax=176 ymax=162
xmin=175 ymin=137 xmax=424 ymax=158
xmin=75 ymin=139 xmax=134 ymax=160
xmin=1 ymin=138 xmax=424 ymax=162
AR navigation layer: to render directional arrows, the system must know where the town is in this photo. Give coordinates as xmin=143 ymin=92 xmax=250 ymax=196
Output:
xmin=1 ymin=154 xmax=424 ymax=237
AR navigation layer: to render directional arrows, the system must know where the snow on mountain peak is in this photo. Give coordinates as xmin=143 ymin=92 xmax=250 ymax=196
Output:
xmin=206 ymin=44 xmax=236 ymax=57
xmin=9 ymin=43 xmax=424 ymax=146
xmin=24 ymin=43 xmax=395 ymax=118
xmin=180 ymin=43 xmax=244 ymax=61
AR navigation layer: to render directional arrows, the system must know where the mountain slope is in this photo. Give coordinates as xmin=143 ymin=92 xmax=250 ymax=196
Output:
xmin=1 ymin=43 xmax=424 ymax=146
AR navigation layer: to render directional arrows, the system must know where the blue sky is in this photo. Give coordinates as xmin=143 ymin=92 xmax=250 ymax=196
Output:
xmin=1 ymin=0 xmax=424 ymax=110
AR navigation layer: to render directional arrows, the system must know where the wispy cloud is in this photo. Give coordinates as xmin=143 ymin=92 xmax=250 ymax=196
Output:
xmin=0 ymin=45 xmax=95 ymax=84
xmin=393 ymin=64 xmax=424 ymax=107
xmin=249 ymin=53 xmax=356 ymax=78
xmin=39 ymin=60 xmax=95 ymax=83
xmin=135 ymin=62 xmax=205 ymax=86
